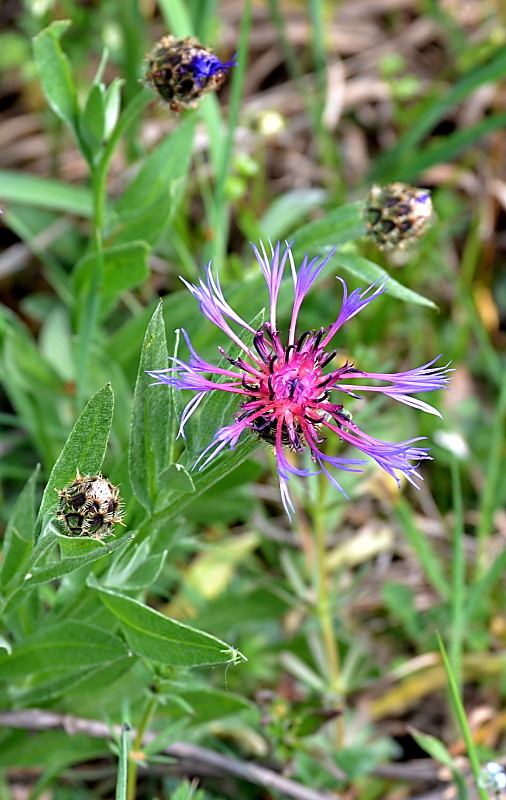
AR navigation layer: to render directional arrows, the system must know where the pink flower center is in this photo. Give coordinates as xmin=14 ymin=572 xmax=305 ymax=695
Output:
xmin=240 ymin=328 xmax=340 ymax=450
xmin=267 ymin=352 xmax=324 ymax=410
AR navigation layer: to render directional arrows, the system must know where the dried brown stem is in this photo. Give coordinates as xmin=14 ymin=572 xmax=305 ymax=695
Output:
xmin=0 ymin=708 xmax=337 ymax=800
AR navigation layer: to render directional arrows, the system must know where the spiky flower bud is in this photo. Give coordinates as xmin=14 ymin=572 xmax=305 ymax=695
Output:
xmin=56 ymin=472 xmax=124 ymax=539
xmin=145 ymin=35 xmax=237 ymax=112
xmin=365 ymin=183 xmax=433 ymax=249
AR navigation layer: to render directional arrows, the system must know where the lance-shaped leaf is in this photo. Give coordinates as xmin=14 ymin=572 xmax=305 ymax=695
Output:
xmin=129 ymin=303 xmax=170 ymax=510
xmin=91 ymin=580 xmax=247 ymax=668
xmin=1 ymin=466 xmax=40 ymax=590
xmin=335 ymin=250 xmax=437 ymax=309
xmin=32 ymin=21 xmax=79 ymax=138
xmin=0 ymin=621 xmax=130 ymax=680
xmin=291 ymin=202 xmax=366 ymax=256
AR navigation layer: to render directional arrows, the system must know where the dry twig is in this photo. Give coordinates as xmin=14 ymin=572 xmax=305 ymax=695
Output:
xmin=0 ymin=708 xmax=338 ymax=800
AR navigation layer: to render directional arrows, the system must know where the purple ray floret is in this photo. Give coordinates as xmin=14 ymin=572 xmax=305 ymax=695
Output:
xmin=189 ymin=52 xmax=238 ymax=87
xmin=148 ymin=241 xmax=452 ymax=518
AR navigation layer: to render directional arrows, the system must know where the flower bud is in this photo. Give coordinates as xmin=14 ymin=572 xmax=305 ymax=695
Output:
xmin=145 ymin=35 xmax=237 ymax=112
xmin=365 ymin=183 xmax=433 ymax=249
xmin=56 ymin=471 xmax=124 ymax=539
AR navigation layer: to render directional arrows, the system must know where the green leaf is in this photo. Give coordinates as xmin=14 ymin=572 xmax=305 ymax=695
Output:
xmin=154 ymin=464 xmax=195 ymax=511
xmin=34 ymin=384 xmax=114 ymax=541
xmin=158 ymin=0 xmax=193 ymax=36
xmin=113 ymin=195 xmax=174 ymax=246
xmin=79 ymin=83 xmax=106 ymax=155
xmin=291 ymin=202 xmax=367 ymax=258
xmin=72 ymin=242 xmax=150 ymax=318
xmin=117 ymin=119 xmax=195 ymax=204
xmin=0 ymin=621 xmax=129 ymax=679
xmin=392 ymin=112 xmax=506 ymax=180
xmin=104 ymin=539 xmax=167 ymax=591
xmin=410 ymin=729 xmax=458 ymax=769
xmin=129 ymin=303 xmax=170 ymax=510
xmin=39 ymin=306 xmax=75 ymax=382
xmin=163 ymin=687 xmax=254 ymax=725
xmin=0 ymin=637 xmax=12 ymax=655
xmin=370 ymin=46 xmax=506 ymax=181
xmin=0 ymin=171 xmax=92 ymax=216
xmin=25 ymin=527 xmax=131 ymax=586
xmin=411 ymin=730 xmax=469 ymax=800
xmin=1 ymin=320 xmax=65 ymax=466
xmin=168 ymin=781 xmax=205 ymax=800
xmin=64 ymin=655 xmax=135 ymax=699
xmin=259 ymin=188 xmax=327 ymax=242
xmin=334 ymin=250 xmax=437 ymax=309
xmin=335 ymin=743 xmax=391 ymax=781
xmin=103 ymin=78 xmax=123 ymax=139
xmin=1 ymin=526 xmax=130 ymax=615
xmin=0 ymin=730 xmax=107 ymax=770
xmin=32 ymin=20 xmax=79 ymax=136
xmin=114 ymin=115 xmax=197 ymax=244
xmin=14 ymin=656 xmax=134 ymax=706
xmin=0 ymin=466 xmax=39 ymax=590
xmin=91 ymin=581 xmax=247 ymax=668
xmin=137 ymin=434 xmax=260 ymax=539
xmin=2 ymin=316 xmax=62 ymax=392
xmin=0 ymin=526 xmax=55 ymax=614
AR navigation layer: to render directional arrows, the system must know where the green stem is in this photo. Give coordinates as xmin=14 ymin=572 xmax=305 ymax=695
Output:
xmin=76 ymin=164 xmax=105 ymax=410
xmin=449 ymin=458 xmax=465 ymax=694
xmin=314 ymin=515 xmax=340 ymax=685
xmin=116 ymin=724 xmax=130 ymax=800
xmin=203 ymin=0 xmax=252 ymax=269
xmin=125 ymin=694 xmax=159 ymax=800
xmin=75 ymin=88 xmax=152 ymax=409
xmin=312 ymin=475 xmax=343 ymax=743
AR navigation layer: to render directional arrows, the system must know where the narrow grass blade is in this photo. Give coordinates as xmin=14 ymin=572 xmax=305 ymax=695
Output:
xmin=370 ymin=47 xmax=506 ymax=181
xmin=437 ymin=634 xmax=489 ymax=800
xmin=0 ymin=171 xmax=92 ymax=216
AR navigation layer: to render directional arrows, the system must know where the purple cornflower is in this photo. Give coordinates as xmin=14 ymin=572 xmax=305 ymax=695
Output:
xmin=148 ymin=241 xmax=451 ymax=518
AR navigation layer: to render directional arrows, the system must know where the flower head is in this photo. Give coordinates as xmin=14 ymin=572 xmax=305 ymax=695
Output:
xmin=365 ymin=183 xmax=433 ymax=249
xmin=145 ymin=35 xmax=237 ymax=112
xmin=149 ymin=242 xmax=451 ymax=518
xmin=56 ymin=471 xmax=124 ymax=539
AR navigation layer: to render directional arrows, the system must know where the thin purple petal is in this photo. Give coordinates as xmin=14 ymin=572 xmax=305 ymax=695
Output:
xmin=190 ymin=51 xmax=238 ymax=87
xmin=289 ymin=249 xmax=335 ymax=344
xmin=321 ymin=277 xmax=388 ymax=348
